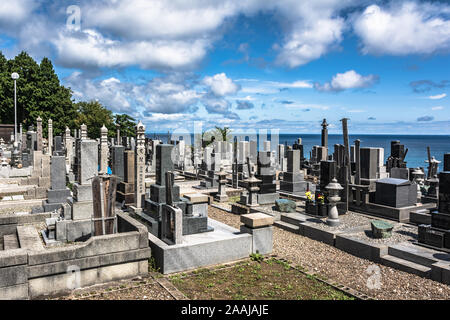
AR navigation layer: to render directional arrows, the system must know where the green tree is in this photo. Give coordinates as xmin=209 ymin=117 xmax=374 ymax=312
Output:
xmin=213 ymin=126 xmax=232 ymax=141
xmin=114 ymin=113 xmax=136 ymax=138
xmin=0 ymin=51 xmax=76 ymax=137
xmin=74 ymin=101 xmax=115 ymax=139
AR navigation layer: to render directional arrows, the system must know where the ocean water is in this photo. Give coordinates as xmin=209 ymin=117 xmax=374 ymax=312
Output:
xmin=148 ymin=133 xmax=450 ymax=170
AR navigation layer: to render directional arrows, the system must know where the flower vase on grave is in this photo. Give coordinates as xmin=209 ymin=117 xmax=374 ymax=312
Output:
xmin=316 ymin=193 xmax=327 ymax=216
xmin=317 ymin=203 xmax=327 ymax=217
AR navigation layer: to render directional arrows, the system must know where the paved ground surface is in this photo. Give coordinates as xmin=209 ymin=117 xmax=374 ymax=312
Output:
xmin=208 ymin=206 xmax=450 ymax=300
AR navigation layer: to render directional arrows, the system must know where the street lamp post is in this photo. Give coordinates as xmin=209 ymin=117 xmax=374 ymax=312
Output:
xmin=11 ymin=72 xmax=19 ymax=144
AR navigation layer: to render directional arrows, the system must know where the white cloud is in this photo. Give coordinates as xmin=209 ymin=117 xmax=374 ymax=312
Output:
xmin=0 ymin=1 xmax=37 ymax=28
xmin=429 ymin=93 xmax=447 ymax=100
xmin=238 ymin=79 xmax=313 ymax=95
xmin=53 ymin=29 xmax=208 ymax=70
xmin=432 ymin=106 xmax=444 ymax=110
xmin=353 ymin=2 xmax=450 ymax=55
xmin=269 ymin=80 xmax=313 ymax=89
xmin=314 ymin=70 xmax=378 ymax=92
xmin=203 ymin=73 xmax=240 ymax=97
xmin=83 ymin=0 xmax=240 ymax=40
xmin=67 ymin=72 xmax=131 ymax=112
xmin=275 ymin=17 xmax=345 ymax=68
xmin=2 ymin=0 xmax=368 ymax=70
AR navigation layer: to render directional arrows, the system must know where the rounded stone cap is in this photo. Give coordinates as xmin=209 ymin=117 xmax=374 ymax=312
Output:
xmin=101 ymin=124 xmax=108 ymax=133
xmin=325 ymin=178 xmax=343 ymax=191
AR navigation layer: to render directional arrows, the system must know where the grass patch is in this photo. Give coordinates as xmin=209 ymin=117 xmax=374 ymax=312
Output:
xmin=228 ymin=195 xmax=241 ymax=203
xmin=170 ymin=258 xmax=355 ymax=300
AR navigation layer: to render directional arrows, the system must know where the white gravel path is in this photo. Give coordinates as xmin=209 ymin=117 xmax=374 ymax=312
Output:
xmin=208 ymin=206 xmax=450 ymax=300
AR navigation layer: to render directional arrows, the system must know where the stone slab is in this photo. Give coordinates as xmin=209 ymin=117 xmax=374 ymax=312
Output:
xmin=335 ymin=233 xmax=388 ymax=263
xmin=16 ymin=225 xmax=44 ymax=252
xmin=183 ymin=193 xmax=209 ymax=204
xmin=241 ymin=213 xmax=274 ymax=228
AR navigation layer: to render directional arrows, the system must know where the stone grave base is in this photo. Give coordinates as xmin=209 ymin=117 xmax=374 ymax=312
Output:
xmin=349 ymin=201 xmax=435 ymax=223
xmin=69 ymin=198 xmax=94 ymax=221
xmin=149 ymin=218 xmax=253 ymax=274
xmin=257 ymin=193 xmax=279 ymax=205
xmin=55 ymin=219 xmax=92 ymax=242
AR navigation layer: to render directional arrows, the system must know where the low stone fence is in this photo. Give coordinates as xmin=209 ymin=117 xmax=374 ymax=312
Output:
xmin=0 ymin=212 xmax=150 ymax=299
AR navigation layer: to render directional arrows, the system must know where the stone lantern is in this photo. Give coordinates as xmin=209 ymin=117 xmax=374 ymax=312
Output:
xmin=214 ymin=166 xmax=229 ymax=202
xmin=11 ymin=143 xmax=21 ymax=168
xmin=325 ymin=178 xmax=343 ymax=226
xmin=243 ymin=159 xmax=261 ymax=207
xmin=427 ymin=174 xmax=439 ymax=198
xmin=412 ymin=167 xmax=425 ymax=199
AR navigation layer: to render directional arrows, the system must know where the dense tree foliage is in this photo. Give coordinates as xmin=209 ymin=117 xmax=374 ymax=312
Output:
xmin=0 ymin=51 xmax=136 ymax=139
xmin=74 ymin=101 xmax=115 ymax=139
xmin=114 ymin=114 xmax=136 ymax=138
xmin=0 ymin=52 xmax=76 ymax=137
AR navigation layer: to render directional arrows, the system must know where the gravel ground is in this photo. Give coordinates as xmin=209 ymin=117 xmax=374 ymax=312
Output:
xmin=349 ymin=223 xmax=417 ymax=245
xmin=208 ymin=206 xmax=450 ymax=300
xmin=308 ymin=212 xmax=384 ymax=231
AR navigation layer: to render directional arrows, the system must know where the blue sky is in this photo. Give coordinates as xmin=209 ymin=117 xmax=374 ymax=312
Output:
xmin=0 ymin=0 xmax=449 ymax=134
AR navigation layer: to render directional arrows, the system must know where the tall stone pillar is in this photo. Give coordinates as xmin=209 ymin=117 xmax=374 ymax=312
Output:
xmin=321 ymin=118 xmax=329 ymax=148
xmin=355 ymin=139 xmax=361 ymax=185
xmin=100 ymin=125 xmax=109 ymax=174
xmin=48 ymin=119 xmax=53 ymax=155
xmin=64 ymin=127 xmax=73 ymax=167
xmin=135 ymin=121 xmax=146 ymax=208
xmin=36 ymin=116 xmax=43 ymax=151
xmin=116 ymin=123 xmax=121 ymax=145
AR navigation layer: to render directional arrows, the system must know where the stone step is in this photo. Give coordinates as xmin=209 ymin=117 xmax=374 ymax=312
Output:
xmin=381 ymin=254 xmax=432 ymax=278
xmin=3 ymin=233 xmax=19 ymax=250
xmin=280 ymin=213 xmax=305 ymax=226
xmin=274 ymin=220 xmax=300 ymax=234
xmin=388 ymin=242 xmax=450 ymax=267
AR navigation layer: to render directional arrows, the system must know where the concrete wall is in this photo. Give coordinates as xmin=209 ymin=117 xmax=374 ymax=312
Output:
xmin=0 ymin=212 xmax=151 ymax=299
